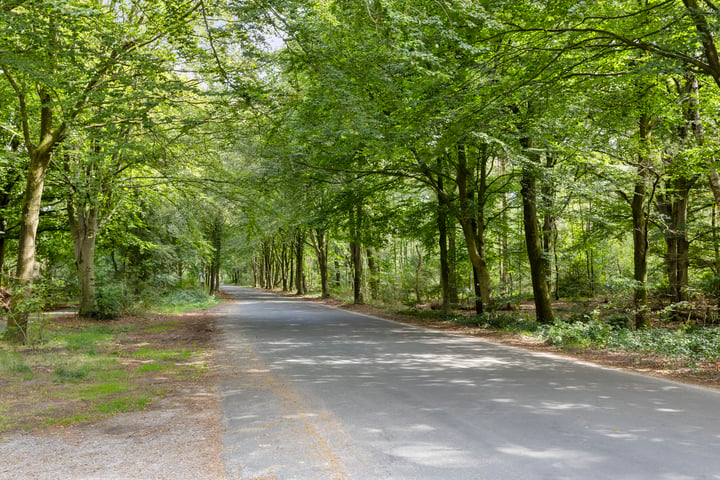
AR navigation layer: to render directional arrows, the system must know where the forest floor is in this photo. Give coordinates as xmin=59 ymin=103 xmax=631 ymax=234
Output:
xmin=286 ymin=294 xmax=720 ymax=391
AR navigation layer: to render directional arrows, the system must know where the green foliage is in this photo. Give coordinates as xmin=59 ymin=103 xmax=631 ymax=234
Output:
xmin=153 ymin=288 xmax=219 ymax=314
xmin=541 ymin=321 xmax=614 ymax=349
xmin=535 ymin=320 xmax=720 ymax=362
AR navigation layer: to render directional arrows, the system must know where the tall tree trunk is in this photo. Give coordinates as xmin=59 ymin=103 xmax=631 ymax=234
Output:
xmin=310 ymin=228 xmax=330 ymax=298
xmin=455 ymin=143 xmax=488 ymax=314
xmin=294 ymin=229 xmax=305 ymax=295
xmin=334 ymin=259 xmax=341 ymax=288
xmin=6 ymin=150 xmax=52 ymax=342
xmin=541 ymin=153 xmax=557 ymax=298
xmin=208 ymin=218 xmax=222 ymax=295
xmin=437 ymin=168 xmax=451 ymax=314
xmin=366 ymin=247 xmax=379 ymax=300
xmin=414 ymin=245 xmax=423 ymax=305
xmin=632 ymin=114 xmax=653 ymax=329
xmin=519 ymin=137 xmax=555 ymax=324
xmin=263 ymin=241 xmax=272 ymax=289
xmin=68 ymin=202 xmax=99 ymax=317
xmin=498 ymin=158 xmax=510 ymax=295
xmin=632 ymin=177 xmax=650 ymax=328
xmin=283 ymin=243 xmax=290 ymax=291
xmin=349 ymin=203 xmax=364 ymax=304
xmin=448 ymin=221 xmax=459 ymax=304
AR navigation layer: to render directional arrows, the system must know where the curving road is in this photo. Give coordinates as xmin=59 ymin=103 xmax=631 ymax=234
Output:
xmin=217 ymin=286 xmax=720 ymax=480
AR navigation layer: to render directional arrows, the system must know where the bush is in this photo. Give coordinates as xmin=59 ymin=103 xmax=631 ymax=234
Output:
xmin=604 ymin=313 xmax=630 ymax=329
xmin=541 ymin=320 xmax=614 ymax=348
xmin=95 ymin=283 xmax=134 ymax=319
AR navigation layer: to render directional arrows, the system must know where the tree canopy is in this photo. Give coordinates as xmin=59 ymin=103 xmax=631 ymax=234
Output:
xmin=4 ymin=0 xmax=720 ymax=341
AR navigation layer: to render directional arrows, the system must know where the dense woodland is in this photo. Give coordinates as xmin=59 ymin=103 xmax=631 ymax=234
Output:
xmin=4 ymin=1 xmax=720 ymax=343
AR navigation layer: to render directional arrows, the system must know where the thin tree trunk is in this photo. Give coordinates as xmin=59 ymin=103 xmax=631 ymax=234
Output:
xmin=541 ymin=153 xmax=556 ymax=297
xmin=334 ymin=259 xmax=341 ymax=288
xmin=414 ymin=245 xmax=423 ymax=304
xmin=437 ymin=171 xmax=451 ymax=314
xmin=6 ymin=151 xmax=52 ymax=342
xmin=448 ymin=222 xmax=459 ymax=304
xmin=455 ymin=143 xmax=486 ymax=314
xmin=366 ymin=247 xmax=379 ymax=300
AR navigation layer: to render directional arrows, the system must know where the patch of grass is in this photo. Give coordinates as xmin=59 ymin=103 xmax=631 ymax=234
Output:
xmin=42 ymin=413 xmax=96 ymax=428
xmin=80 ymin=382 xmax=129 ymax=400
xmin=61 ymin=329 xmax=115 ymax=353
xmin=132 ymin=348 xmax=192 ymax=361
xmin=96 ymin=396 xmax=149 ymax=414
xmin=0 ymin=352 xmax=33 ymax=378
xmin=136 ymin=363 xmax=169 ymax=372
xmin=54 ymin=365 xmax=92 ymax=383
xmin=0 ymin=306 xmax=214 ymax=433
xmin=144 ymin=322 xmax=180 ymax=333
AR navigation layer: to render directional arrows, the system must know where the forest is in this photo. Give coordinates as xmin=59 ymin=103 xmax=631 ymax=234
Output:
xmin=3 ymin=0 xmax=720 ymax=350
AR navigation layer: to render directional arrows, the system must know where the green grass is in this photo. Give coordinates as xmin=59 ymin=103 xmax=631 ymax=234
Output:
xmin=0 ymin=351 xmax=33 ymax=378
xmin=54 ymin=366 xmax=92 ymax=382
xmin=0 ymin=306 xmax=214 ymax=433
xmin=80 ymin=382 xmax=129 ymax=400
xmin=136 ymin=363 xmax=169 ymax=372
xmin=132 ymin=348 xmax=192 ymax=361
xmin=144 ymin=322 xmax=180 ymax=333
xmin=97 ymin=396 xmax=149 ymax=414
xmin=42 ymin=413 xmax=96 ymax=428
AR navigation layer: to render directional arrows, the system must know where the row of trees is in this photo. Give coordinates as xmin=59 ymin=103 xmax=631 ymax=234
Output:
xmin=0 ymin=0 xmax=254 ymax=341
xmin=5 ymin=1 xmax=720 ymax=342
xmin=231 ymin=0 xmax=720 ymax=328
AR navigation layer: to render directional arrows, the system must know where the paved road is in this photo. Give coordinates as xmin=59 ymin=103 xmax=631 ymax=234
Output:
xmin=217 ymin=286 xmax=720 ymax=480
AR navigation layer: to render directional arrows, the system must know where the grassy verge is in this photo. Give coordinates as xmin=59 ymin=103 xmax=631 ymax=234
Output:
xmin=0 ymin=305 xmax=216 ymax=433
xmin=397 ymin=308 xmax=720 ymax=366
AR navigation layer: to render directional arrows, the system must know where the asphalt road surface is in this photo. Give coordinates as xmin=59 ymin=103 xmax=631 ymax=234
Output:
xmin=217 ymin=286 xmax=720 ymax=480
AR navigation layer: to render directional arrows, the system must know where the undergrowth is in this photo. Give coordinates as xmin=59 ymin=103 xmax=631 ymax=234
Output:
xmin=399 ymin=307 xmax=720 ymax=363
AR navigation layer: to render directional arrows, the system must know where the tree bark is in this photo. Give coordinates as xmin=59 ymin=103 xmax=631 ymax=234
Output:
xmin=455 ymin=143 xmax=490 ymax=314
xmin=631 ymin=114 xmax=653 ymax=329
xmin=414 ymin=245 xmax=423 ymax=304
xmin=68 ymin=200 xmax=99 ymax=317
xmin=349 ymin=202 xmax=364 ymax=304
xmin=519 ymin=137 xmax=555 ymax=324
xmin=541 ymin=153 xmax=557 ymax=298
xmin=366 ymin=247 xmax=379 ymax=300
xmin=437 ymin=166 xmax=451 ymax=314
xmin=294 ymin=229 xmax=305 ymax=295
xmin=310 ymin=228 xmax=330 ymax=298
xmin=448 ymin=221 xmax=459 ymax=304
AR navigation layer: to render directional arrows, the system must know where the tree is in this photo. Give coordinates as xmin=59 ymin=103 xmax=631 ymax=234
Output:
xmin=0 ymin=0 xmax=205 ymax=340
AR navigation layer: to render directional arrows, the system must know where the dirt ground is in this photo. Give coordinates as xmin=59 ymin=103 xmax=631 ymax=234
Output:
xmin=0 ymin=310 xmax=226 ymax=480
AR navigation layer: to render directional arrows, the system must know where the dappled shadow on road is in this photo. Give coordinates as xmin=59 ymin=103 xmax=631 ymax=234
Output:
xmin=220 ymin=286 xmax=720 ymax=479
